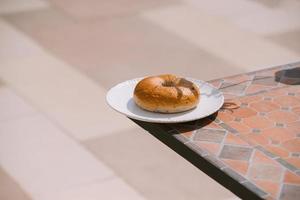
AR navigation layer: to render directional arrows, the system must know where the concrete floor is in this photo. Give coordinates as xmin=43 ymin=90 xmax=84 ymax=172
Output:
xmin=0 ymin=0 xmax=299 ymax=199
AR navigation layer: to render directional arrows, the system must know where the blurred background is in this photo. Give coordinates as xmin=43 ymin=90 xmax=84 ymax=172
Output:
xmin=0 ymin=0 xmax=299 ymax=199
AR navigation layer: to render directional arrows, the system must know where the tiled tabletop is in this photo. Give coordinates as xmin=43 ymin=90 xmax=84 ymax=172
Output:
xmin=133 ymin=62 xmax=300 ymax=200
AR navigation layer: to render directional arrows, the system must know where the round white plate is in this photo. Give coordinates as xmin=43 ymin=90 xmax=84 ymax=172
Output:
xmin=106 ymin=78 xmax=224 ymax=123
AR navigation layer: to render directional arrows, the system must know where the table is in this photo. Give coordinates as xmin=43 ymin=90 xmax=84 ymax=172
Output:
xmin=132 ymin=62 xmax=300 ymax=200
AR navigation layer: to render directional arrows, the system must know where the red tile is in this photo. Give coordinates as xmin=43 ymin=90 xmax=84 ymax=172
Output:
xmin=253 ymin=150 xmax=279 ymax=166
xmin=284 ymin=157 xmax=300 ymax=168
xmin=265 ymin=145 xmax=289 ymax=158
xmin=267 ymin=111 xmax=298 ymax=124
xmin=224 ymin=134 xmax=249 ymax=146
xmin=274 ymin=96 xmax=300 ymax=107
xmin=239 ymin=95 xmax=262 ymax=104
xmin=245 ymin=133 xmax=269 ymax=146
xmin=250 ymin=101 xmax=279 ymax=113
xmin=284 ymin=171 xmax=300 ymax=184
xmin=243 ymin=116 xmax=273 ymax=129
xmin=287 ymin=121 xmax=300 ymax=134
xmin=231 ymin=107 xmax=257 ymax=118
xmin=239 ymin=135 xmax=256 ymax=146
xmin=282 ymin=139 xmax=300 ymax=152
xmin=227 ymin=121 xmax=251 ymax=133
xmin=217 ymin=111 xmax=234 ymax=122
xmin=285 ymin=86 xmax=300 ymax=93
xmin=265 ymin=88 xmax=286 ymax=97
xmin=182 ymin=131 xmax=193 ymax=138
xmin=223 ymin=159 xmax=249 ymax=175
xmin=261 ymin=128 xmax=295 ymax=143
xmin=245 ymin=85 xmax=270 ymax=94
xmin=292 ymin=106 xmax=300 ymax=115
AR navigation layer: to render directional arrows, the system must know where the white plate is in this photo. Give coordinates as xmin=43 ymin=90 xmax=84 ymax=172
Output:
xmin=106 ymin=78 xmax=224 ymax=123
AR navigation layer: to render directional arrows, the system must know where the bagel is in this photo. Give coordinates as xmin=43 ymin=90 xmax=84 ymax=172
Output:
xmin=133 ymin=74 xmax=200 ymax=113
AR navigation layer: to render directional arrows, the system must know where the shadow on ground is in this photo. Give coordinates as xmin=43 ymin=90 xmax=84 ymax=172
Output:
xmin=275 ymin=67 xmax=300 ymax=85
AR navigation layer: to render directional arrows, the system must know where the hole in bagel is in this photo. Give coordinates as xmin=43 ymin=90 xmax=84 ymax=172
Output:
xmin=178 ymin=78 xmax=194 ymax=88
xmin=162 ymin=80 xmax=176 ymax=87
xmin=161 ymin=78 xmax=199 ymax=99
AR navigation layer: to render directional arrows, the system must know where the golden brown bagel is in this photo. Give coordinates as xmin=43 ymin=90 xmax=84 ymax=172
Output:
xmin=133 ymin=74 xmax=200 ymax=113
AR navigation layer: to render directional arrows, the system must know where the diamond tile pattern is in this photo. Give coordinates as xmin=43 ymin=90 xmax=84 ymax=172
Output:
xmin=219 ymin=145 xmax=253 ymax=161
xmin=193 ymin=129 xmax=226 ymax=143
xmin=280 ymin=184 xmax=300 ymax=200
xmin=154 ymin=63 xmax=300 ymax=200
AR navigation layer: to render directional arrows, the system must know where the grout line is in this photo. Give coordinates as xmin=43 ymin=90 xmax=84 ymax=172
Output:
xmin=189 ymin=129 xmax=197 ymax=142
xmin=219 ymin=141 xmax=252 ymax=148
xmin=245 ymin=148 xmax=256 ymax=179
xmin=277 ymin=169 xmax=285 ymax=200
xmin=216 ymin=131 xmax=228 ymax=157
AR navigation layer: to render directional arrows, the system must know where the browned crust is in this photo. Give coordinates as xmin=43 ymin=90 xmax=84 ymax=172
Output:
xmin=133 ymin=74 xmax=200 ymax=113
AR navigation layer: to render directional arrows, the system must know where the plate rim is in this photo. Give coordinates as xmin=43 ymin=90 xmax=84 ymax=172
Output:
xmin=106 ymin=77 xmax=224 ymax=123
